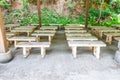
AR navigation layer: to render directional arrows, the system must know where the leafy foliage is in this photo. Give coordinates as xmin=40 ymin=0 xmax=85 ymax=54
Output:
xmin=3 ymin=10 xmax=38 ymax=25
xmin=23 ymin=0 xmax=29 ymax=10
xmin=110 ymin=0 xmax=120 ymax=14
xmin=2 ymin=0 xmax=120 ymax=26
xmin=41 ymin=8 xmax=85 ymax=26
xmin=0 ymin=0 xmax=10 ymax=9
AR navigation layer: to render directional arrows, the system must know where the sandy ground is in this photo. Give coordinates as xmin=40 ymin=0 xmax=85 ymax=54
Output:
xmin=0 ymin=30 xmax=120 ymax=80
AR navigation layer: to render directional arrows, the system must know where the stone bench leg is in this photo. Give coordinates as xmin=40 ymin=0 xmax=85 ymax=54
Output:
xmin=23 ymin=47 xmax=30 ymax=57
xmin=14 ymin=40 xmax=18 ymax=48
xmin=93 ymin=47 xmax=100 ymax=59
xmin=106 ymin=36 xmax=112 ymax=44
xmin=41 ymin=47 xmax=46 ymax=58
xmin=95 ymin=31 xmax=99 ymax=36
xmin=36 ymin=36 xmax=40 ymax=42
xmin=8 ymin=40 xmax=12 ymax=46
xmin=27 ymin=32 xmax=30 ymax=37
xmin=71 ymin=46 xmax=77 ymax=58
xmin=108 ymin=36 xmax=112 ymax=45
xmin=48 ymin=36 xmax=51 ymax=44
xmin=99 ymin=32 xmax=103 ymax=39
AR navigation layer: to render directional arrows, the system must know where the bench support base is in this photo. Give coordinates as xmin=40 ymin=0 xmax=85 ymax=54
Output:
xmin=71 ymin=46 xmax=100 ymax=59
xmin=41 ymin=47 xmax=46 ymax=58
xmin=72 ymin=47 xmax=77 ymax=58
xmin=22 ymin=47 xmax=46 ymax=58
xmin=23 ymin=47 xmax=31 ymax=57
xmin=93 ymin=47 xmax=100 ymax=59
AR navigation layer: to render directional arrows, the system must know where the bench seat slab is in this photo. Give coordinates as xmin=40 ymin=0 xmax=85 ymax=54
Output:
xmin=16 ymin=42 xmax=50 ymax=57
xmin=68 ymin=41 xmax=106 ymax=59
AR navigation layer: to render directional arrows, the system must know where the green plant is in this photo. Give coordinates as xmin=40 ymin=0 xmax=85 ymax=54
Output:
xmin=22 ymin=0 xmax=28 ymax=10
xmin=88 ymin=8 xmax=99 ymax=25
xmin=4 ymin=10 xmax=23 ymax=24
xmin=110 ymin=0 xmax=120 ymax=14
xmin=19 ymin=10 xmax=38 ymax=25
xmin=41 ymin=8 xmax=85 ymax=26
xmin=0 ymin=0 xmax=10 ymax=9
xmin=101 ymin=8 xmax=111 ymax=19
xmin=3 ymin=1 xmax=120 ymax=27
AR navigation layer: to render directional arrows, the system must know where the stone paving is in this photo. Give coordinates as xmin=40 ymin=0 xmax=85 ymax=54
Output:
xmin=0 ymin=30 xmax=120 ymax=80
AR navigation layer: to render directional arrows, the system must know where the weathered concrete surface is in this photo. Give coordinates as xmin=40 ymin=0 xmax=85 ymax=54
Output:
xmin=0 ymin=31 xmax=120 ymax=80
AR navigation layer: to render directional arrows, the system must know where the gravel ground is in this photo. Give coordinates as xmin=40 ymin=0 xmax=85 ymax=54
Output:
xmin=0 ymin=30 xmax=120 ymax=80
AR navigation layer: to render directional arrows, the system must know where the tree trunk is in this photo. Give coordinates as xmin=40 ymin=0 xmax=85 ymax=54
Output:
xmin=85 ymin=0 xmax=90 ymax=29
xmin=0 ymin=7 xmax=8 ymax=53
xmin=37 ymin=0 xmax=41 ymax=27
xmin=97 ymin=0 xmax=104 ymax=23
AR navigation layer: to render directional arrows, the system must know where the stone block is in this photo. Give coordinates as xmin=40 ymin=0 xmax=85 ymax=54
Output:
xmin=0 ymin=50 xmax=13 ymax=63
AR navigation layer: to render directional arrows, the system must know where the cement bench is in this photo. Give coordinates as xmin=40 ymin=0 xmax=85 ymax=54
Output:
xmin=5 ymin=24 xmax=19 ymax=31
xmin=104 ymin=33 xmax=120 ymax=44
xmin=111 ymin=24 xmax=120 ymax=29
xmin=6 ymin=32 xmax=16 ymax=36
xmin=114 ymin=37 xmax=120 ymax=42
xmin=66 ymin=24 xmax=84 ymax=27
xmin=65 ymin=30 xmax=87 ymax=33
xmin=6 ymin=32 xmax=17 ymax=39
xmin=65 ymin=26 xmax=83 ymax=28
xmin=31 ymin=24 xmax=45 ymax=26
xmin=66 ymin=36 xmax=98 ymax=41
xmin=34 ymin=30 xmax=56 ymax=33
xmin=68 ymin=41 xmax=106 ymax=59
xmin=49 ymin=24 xmax=62 ymax=26
xmin=89 ymin=26 xmax=113 ymax=34
xmin=14 ymin=26 xmax=36 ymax=30
xmin=11 ymin=29 xmax=34 ymax=36
xmin=7 ymin=36 xmax=37 ymax=47
xmin=40 ymin=26 xmax=58 ymax=30
xmin=32 ymin=32 xmax=55 ymax=43
xmin=16 ymin=42 xmax=50 ymax=58
xmin=97 ymin=30 xmax=120 ymax=39
xmin=65 ymin=27 xmax=84 ymax=30
xmin=66 ymin=33 xmax=92 ymax=37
